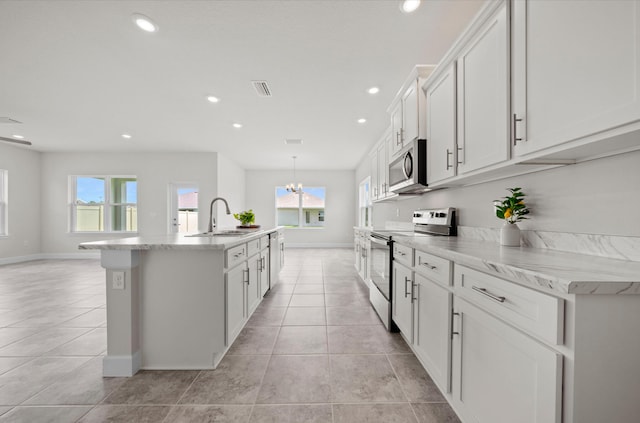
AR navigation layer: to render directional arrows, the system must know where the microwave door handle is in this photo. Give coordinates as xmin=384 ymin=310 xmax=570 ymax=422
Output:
xmin=401 ymin=151 xmax=412 ymax=180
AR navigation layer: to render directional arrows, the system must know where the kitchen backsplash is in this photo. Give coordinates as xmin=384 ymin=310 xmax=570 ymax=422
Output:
xmin=458 ymin=226 xmax=640 ymax=262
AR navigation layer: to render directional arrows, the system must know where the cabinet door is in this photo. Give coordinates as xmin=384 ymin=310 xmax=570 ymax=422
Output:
xmin=390 ymin=102 xmax=404 ymax=157
xmin=370 ymin=152 xmax=379 ymax=201
xmin=456 ymin=2 xmax=509 ymax=174
xmin=247 ymin=255 xmax=261 ymax=315
xmin=426 ymin=64 xmax=457 ymax=183
xmin=402 ymin=81 xmax=419 ymax=144
xmin=512 ymin=0 xmax=640 ymax=157
xmin=392 ymin=262 xmax=413 ymax=342
xmin=260 ymin=249 xmax=269 ymax=297
xmin=452 ymin=298 xmax=562 ymax=423
xmin=225 ymin=264 xmax=246 ymax=345
xmin=413 ymin=274 xmax=452 ymax=393
xmin=377 ymin=142 xmax=388 ymax=198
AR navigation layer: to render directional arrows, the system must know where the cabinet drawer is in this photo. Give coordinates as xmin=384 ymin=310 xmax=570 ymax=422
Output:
xmin=225 ymin=244 xmax=247 ymax=269
xmin=454 ymin=265 xmax=564 ymax=345
xmin=414 ymin=250 xmax=452 ymax=286
xmin=393 ymin=243 xmax=413 ymax=267
xmin=259 ymin=235 xmax=269 ymax=251
xmin=247 ymin=238 xmax=261 ymax=257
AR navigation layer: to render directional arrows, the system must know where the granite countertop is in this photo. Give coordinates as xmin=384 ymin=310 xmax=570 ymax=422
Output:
xmin=393 ymin=235 xmax=640 ymax=295
xmin=79 ymin=227 xmax=279 ymax=251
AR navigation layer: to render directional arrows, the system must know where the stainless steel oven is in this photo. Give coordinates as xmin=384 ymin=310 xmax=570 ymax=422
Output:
xmin=368 ymin=208 xmax=456 ymax=332
xmin=369 ymin=233 xmax=395 ymax=331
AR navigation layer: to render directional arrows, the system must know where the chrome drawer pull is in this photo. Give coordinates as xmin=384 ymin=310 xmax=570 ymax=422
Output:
xmin=472 ymin=286 xmax=506 ymax=303
xmin=404 ymin=276 xmax=412 ymax=298
xmin=419 ymin=260 xmax=436 ymax=270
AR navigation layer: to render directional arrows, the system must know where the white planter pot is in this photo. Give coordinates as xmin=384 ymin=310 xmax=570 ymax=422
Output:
xmin=500 ymin=222 xmax=521 ymax=246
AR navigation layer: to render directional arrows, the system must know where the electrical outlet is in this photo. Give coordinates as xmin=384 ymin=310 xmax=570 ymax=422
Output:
xmin=113 ymin=271 xmax=125 ymax=290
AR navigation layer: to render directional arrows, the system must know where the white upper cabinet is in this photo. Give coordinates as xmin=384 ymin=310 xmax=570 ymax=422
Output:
xmin=389 ymin=66 xmax=436 ymax=158
xmin=456 ymin=1 xmax=509 ymax=173
xmin=425 ymin=64 xmax=457 ymax=184
xmin=390 ymin=101 xmax=404 ymax=157
xmin=512 ymin=0 xmax=640 ymax=157
xmin=402 ymin=83 xmax=419 ymax=146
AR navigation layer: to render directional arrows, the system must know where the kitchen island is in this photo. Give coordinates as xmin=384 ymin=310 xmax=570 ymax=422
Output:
xmin=80 ymin=228 xmax=283 ymax=377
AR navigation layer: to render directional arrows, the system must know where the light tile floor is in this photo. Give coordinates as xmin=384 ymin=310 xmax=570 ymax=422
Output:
xmin=0 ymin=249 xmax=461 ymax=422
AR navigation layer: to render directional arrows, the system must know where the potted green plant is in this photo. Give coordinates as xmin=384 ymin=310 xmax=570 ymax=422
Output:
xmin=233 ymin=209 xmax=259 ymax=229
xmin=494 ymin=187 xmax=530 ymax=246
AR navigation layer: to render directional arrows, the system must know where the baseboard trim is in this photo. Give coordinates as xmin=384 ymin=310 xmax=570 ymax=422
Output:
xmin=103 ymin=351 xmax=142 ymax=377
xmin=286 ymin=243 xmax=352 ymax=248
xmin=0 ymin=251 xmax=100 ymax=265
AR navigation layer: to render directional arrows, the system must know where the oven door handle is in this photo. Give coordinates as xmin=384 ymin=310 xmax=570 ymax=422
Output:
xmin=369 ymin=234 xmax=390 ymax=245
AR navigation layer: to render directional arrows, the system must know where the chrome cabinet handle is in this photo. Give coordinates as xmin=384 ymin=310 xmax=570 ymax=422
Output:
xmin=513 ymin=114 xmax=523 ymax=145
xmin=404 ymin=276 xmax=412 ymax=298
xmin=446 ymin=149 xmax=453 ymax=170
xmin=418 ymin=257 xmax=436 ymax=270
xmin=452 ymin=311 xmax=460 ymax=337
xmin=457 ymin=146 xmax=463 ymax=165
xmin=472 ymin=286 xmax=506 ymax=303
xmin=396 ymin=131 xmax=401 ymax=145
xmin=262 ymin=257 xmax=266 ymax=270
xmin=400 ymin=128 xmax=404 ymax=143
xmin=412 ymin=283 xmax=418 ymax=302
xmin=243 ymin=268 xmax=249 ymax=284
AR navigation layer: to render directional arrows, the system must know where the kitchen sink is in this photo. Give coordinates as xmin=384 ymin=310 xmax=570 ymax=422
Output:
xmin=186 ymin=230 xmax=251 ymax=237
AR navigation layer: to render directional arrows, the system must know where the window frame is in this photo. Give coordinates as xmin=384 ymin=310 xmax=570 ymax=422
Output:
xmin=275 ymin=186 xmax=326 ymax=229
xmin=358 ymin=177 xmax=372 ymax=227
xmin=69 ymin=175 xmax=138 ymax=234
xmin=0 ymin=170 xmax=7 ymax=237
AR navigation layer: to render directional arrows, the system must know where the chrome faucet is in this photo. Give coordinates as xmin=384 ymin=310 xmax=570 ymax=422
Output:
xmin=208 ymin=197 xmax=231 ymax=233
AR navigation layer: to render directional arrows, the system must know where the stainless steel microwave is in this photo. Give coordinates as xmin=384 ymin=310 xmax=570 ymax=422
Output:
xmin=388 ymin=139 xmax=429 ymax=194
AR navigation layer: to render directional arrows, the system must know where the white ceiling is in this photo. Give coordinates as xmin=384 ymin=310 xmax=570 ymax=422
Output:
xmin=0 ymin=0 xmax=483 ymax=170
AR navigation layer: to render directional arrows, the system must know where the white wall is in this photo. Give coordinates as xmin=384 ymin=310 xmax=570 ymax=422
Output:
xmin=246 ymin=169 xmax=355 ymax=246
xmin=360 ymin=150 xmax=640 ymax=237
xmin=216 ymin=154 xmax=246 ymax=229
xmin=0 ymin=143 xmax=41 ymax=260
xmin=40 ymin=152 xmax=219 ymax=255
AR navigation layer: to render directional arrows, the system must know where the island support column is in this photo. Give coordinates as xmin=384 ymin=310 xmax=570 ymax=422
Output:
xmin=100 ymin=250 xmax=141 ymax=377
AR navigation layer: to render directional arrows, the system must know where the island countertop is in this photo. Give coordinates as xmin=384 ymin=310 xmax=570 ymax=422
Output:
xmin=78 ymin=227 xmax=280 ymax=251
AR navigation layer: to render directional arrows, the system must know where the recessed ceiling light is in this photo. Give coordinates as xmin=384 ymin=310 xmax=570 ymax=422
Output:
xmin=122 ymin=134 xmax=132 ymax=139
xmin=367 ymin=87 xmax=380 ymax=95
xmin=132 ymin=13 xmax=158 ymax=32
xmin=207 ymin=96 xmax=220 ymax=103
xmin=233 ymin=123 xmax=243 ymax=129
xmin=12 ymin=134 xmax=24 ymax=139
xmin=400 ymin=0 xmax=421 ymax=13
xmin=358 ymin=118 xmax=367 ymax=124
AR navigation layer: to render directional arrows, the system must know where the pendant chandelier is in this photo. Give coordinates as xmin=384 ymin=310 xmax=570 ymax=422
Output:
xmin=286 ymin=156 xmax=303 ymax=193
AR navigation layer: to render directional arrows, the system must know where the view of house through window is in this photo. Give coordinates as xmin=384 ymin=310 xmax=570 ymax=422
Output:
xmin=71 ymin=176 xmax=138 ymax=232
xmin=0 ymin=170 xmax=7 ymax=236
xmin=177 ymin=187 xmax=198 ymax=233
xmin=276 ymin=186 xmax=326 ymax=228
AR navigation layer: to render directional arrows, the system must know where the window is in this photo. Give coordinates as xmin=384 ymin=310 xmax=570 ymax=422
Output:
xmin=276 ymin=186 xmax=326 ymax=228
xmin=0 ymin=170 xmax=7 ymax=236
xmin=358 ymin=177 xmax=371 ymax=227
xmin=70 ymin=176 xmax=137 ymax=233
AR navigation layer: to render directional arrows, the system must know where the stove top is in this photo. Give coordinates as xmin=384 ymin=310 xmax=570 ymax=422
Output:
xmin=371 ymin=208 xmax=456 ymax=239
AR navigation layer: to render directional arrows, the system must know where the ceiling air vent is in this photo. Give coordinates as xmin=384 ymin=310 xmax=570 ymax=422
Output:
xmin=284 ymin=139 xmax=303 ymax=145
xmin=251 ymin=80 xmax=272 ymax=97
xmin=0 ymin=117 xmax=22 ymax=124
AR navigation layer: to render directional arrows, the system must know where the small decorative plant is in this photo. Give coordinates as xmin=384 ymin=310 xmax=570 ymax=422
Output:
xmin=494 ymin=187 xmax=530 ymax=224
xmin=233 ymin=209 xmax=255 ymax=227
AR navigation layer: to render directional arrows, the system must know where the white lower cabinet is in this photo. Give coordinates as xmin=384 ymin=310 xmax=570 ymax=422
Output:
xmin=412 ymin=273 xmax=452 ymax=393
xmin=260 ymin=248 xmax=269 ymax=297
xmin=392 ymin=261 xmax=413 ymax=342
xmin=451 ymin=297 xmax=562 ymax=423
xmin=247 ymin=253 xmax=261 ymax=315
xmin=225 ymin=262 xmax=247 ymax=345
